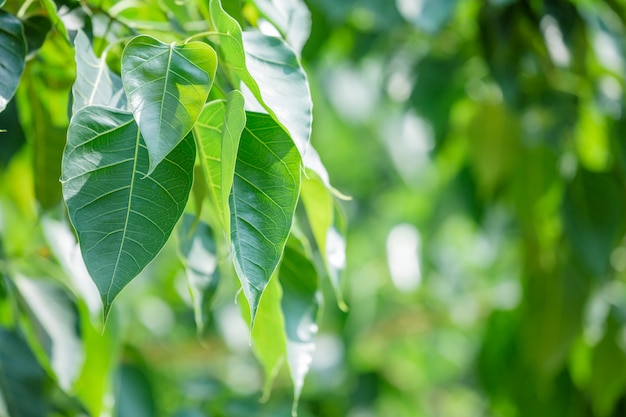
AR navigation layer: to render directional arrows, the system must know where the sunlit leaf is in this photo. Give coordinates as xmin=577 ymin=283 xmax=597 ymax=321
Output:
xmin=0 ymin=328 xmax=48 ymax=417
xmin=279 ymin=237 xmax=319 ymax=416
xmin=39 ymin=0 xmax=70 ymax=41
xmin=208 ymin=0 xmax=312 ymax=157
xmin=177 ymin=213 xmax=219 ymax=334
xmin=194 ymin=90 xmax=246 ymax=235
xmin=0 ymin=10 xmax=26 ymax=113
xmin=12 ymin=275 xmax=84 ymax=392
xmin=61 ymin=106 xmax=195 ymax=318
xmin=253 ymin=0 xmax=311 ymax=56
xmin=73 ymin=30 xmax=127 ymax=113
xmin=121 ymin=35 xmax=217 ymax=173
xmin=230 ymin=112 xmax=301 ymax=323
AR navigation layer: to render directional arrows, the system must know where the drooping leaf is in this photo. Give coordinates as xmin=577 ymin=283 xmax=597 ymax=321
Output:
xmin=12 ymin=275 xmax=84 ymax=392
xmin=230 ymin=112 xmax=301 ymax=323
xmin=121 ymin=35 xmax=217 ymax=173
xmin=239 ymin=275 xmax=288 ymax=400
xmin=253 ymin=0 xmax=311 ymax=56
xmin=22 ymin=14 xmax=52 ymax=58
xmin=61 ymin=106 xmax=195 ymax=318
xmin=194 ymin=90 xmax=246 ymax=235
xmin=0 ymin=10 xmax=26 ymax=113
xmin=177 ymin=213 xmax=219 ymax=334
xmin=279 ymin=237 xmax=320 ymax=416
xmin=208 ymin=0 xmax=312 ymax=157
xmin=73 ymin=30 xmax=127 ymax=113
xmin=0 ymin=328 xmax=48 ymax=417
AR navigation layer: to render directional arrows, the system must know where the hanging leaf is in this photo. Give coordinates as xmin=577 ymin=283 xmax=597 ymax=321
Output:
xmin=61 ymin=106 xmax=195 ymax=318
xmin=73 ymin=30 xmax=127 ymax=113
xmin=12 ymin=275 xmax=84 ymax=392
xmin=279 ymin=237 xmax=320 ymax=416
xmin=177 ymin=213 xmax=220 ymax=334
xmin=121 ymin=35 xmax=217 ymax=173
xmin=230 ymin=112 xmax=301 ymax=323
xmin=0 ymin=10 xmax=26 ymax=113
xmin=194 ymin=90 xmax=246 ymax=235
xmin=208 ymin=0 xmax=312 ymax=158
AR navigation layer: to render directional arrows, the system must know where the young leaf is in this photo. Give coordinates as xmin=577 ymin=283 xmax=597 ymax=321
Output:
xmin=230 ymin=112 xmax=301 ymax=324
xmin=61 ymin=106 xmax=195 ymax=318
xmin=0 ymin=10 xmax=26 ymax=113
xmin=279 ymin=238 xmax=320 ymax=416
xmin=194 ymin=91 xmax=246 ymax=235
xmin=208 ymin=0 xmax=312 ymax=158
xmin=73 ymin=31 xmax=127 ymax=113
xmin=39 ymin=0 xmax=70 ymax=41
xmin=177 ymin=213 xmax=219 ymax=334
xmin=121 ymin=35 xmax=217 ymax=173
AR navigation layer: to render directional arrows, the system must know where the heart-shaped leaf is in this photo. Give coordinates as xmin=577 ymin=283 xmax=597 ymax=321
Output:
xmin=61 ymin=106 xmax=195 ymax=318
xmin=73 ymin=31 xmax=127 ymax=113
xmin=121 ymin=35 xmax=217 ymax=173
xmin=0 ymin=10 xmax=26 ymax=113
xmin=230 ymin=112 xmax=301 ymax=323
xmin=194 ymin=90 xmax=246 ymax=235
xmin=208 ymin=0 xmax=312 ymax=158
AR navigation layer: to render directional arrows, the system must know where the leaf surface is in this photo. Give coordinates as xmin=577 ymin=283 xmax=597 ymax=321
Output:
xmin=61 ymin=106 xmax=195 ymax=318
xmin=121 ymin=35 xmax=217 ymax=173
xmin=73 ymin=31 xmax=127 ymax=113
xmin=194 ymin=91 xmax=246 ymax=234
xmin=177 ymin=214 xmax=219 ymax=334
xmin=208 ymin=0 xmax=312 ymax=157
xmin=0 ymin=10 xmax=26 ymax=113
xmin=253 ymin=0 xmax=311 ymax=56
xmin=230 ymin=112 xmax=301 ymax=323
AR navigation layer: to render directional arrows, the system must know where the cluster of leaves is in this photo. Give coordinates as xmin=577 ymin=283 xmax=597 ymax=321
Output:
xmin=0 ymin=0 xmax=346 ymax=415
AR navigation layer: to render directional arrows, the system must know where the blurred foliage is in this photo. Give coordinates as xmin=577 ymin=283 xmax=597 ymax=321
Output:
xmin=2 ymin=0 xmax=626 ymax=416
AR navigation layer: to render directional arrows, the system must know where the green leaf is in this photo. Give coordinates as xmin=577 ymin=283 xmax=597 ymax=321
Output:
xmin=39 ymin=0 xmax=70 ymax=41
xmin=121 ymin=35 xmax=217 ymax=173
xmin=279 ymin=237 xmax=320 ymax=416
xmin=73 ymin=31 xmax=127 ymax=113
xmin=208 ymin=0 xmax=312 ymax=157
xmin=12 ymin=275 xmax=84 ymax=392
xmin=253 ymin=0 xmax=311 ymax=56
xmin=230 ymin=112 xmax=301 ymax=323
xmin=194 ymin=90 xmax=246 ymax=235
xmin=177 ymin=213 xmax=219 ymax=334
xmin=115 ymin=363 xmax=156 ymax=417
xmin=0 ymin=10 xmax=26 ymax=113
xmin=0 ymin=328 xmax=48 ymax=417
xmin=22 ymin=14 xmax=52 ymax=58
xmin=61 ymin=106 xmax=195 ymax=318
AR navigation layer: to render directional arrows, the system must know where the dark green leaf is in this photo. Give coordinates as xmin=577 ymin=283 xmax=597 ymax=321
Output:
xmin=22 ymin=15 xmax=52 ymax=58
xmin=177 ymin=214 xmax=219 ymax=334
xmin=115 ymin=363 xmax=156 ymax=417
xmin=230 ymin=112 xmax=301 ymax=323
xmin=0 ymin=328 xmax=48 ymax=417
xmin=121 ymin=35 xmax=217 ymax=173
xmin=73 ymin=30 xmax=127 ymax=113
xmin=61 ymin=106 xmax=195 ymax=318
xmin=0 ymin=10 xmax=26 ymax=113
xmin=194 ymin=91 xmax=246 ymax=234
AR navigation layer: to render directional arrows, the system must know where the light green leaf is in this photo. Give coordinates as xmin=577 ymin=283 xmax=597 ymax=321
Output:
xmin=177 ymin=213 xmax=219 ymax=334
xmin=39 ymin=0 xmax=70 ymax=41
xmin=230 ymin=112 xmax=301 ymax=323
xmin=194 ymin=91 xmax=245 ymax=235
xmin=240 ymin=275 xmax=288 ymax=400
xmin=279 ymin=237 xmax=320 ymax=416
xmin=0 ymin=10 xmax=26 ymax=113
xmin=73 ymin=31 xmax=127 ymax=113
xmin=121 ymin=35 xmax=217 ymax=173
xmin=0 ymin=0 xmax=5 ymax=8
xmin=12 ymin=275 xmax=84 ymax=392
xmin=208 ymin=0 xmax=312 ymax=157
xmin=253 ymin=0 xmax=311 ymax=56
xmin=0 ymin=328 xmax=48 ymax=417
xmin=61 ymin=106 xmax=195 ymax=318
